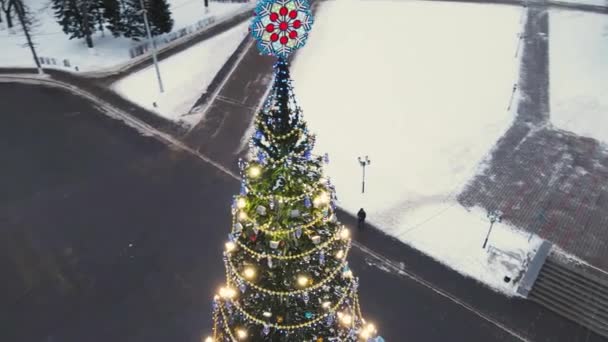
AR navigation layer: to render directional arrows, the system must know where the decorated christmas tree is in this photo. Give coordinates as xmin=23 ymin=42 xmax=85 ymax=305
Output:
xmin=206 ymin=0 xmax=382 ymax=340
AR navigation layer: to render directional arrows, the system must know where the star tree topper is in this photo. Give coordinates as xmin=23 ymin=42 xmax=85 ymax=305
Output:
xmin=251 ymin=0 xmax=314 ymax=58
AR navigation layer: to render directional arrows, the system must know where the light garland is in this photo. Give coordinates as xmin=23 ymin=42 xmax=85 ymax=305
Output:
xmin=225 ymin=242 xmax=351 ymax=296
xmin=255 ymin=116 xmax=304 ymax=142
xmin=231 ymin=225 xmax=348 ymax=260
xmin=234 ymin=212 xmax=326 ymax=237
xmin=217 ymin=279 xmax=357 ymax=330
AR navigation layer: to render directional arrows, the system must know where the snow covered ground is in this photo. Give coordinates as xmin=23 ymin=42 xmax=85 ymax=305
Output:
xmin=290 ymin=0 xmax=540 ymax=295
xmin=550 ymin=10 xmax=608 ymax=143
xmin=0 ymin=0 xmax=251 ymax=71
xmin=112 ymin=21 xmax=250 ymax=126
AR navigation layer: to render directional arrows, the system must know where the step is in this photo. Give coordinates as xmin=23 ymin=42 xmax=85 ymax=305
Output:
xmin=530 ymin=288 xmax=608 ymax=336
xmin=540 ymin=264 xmax=608 ymax=305
xmin=534 ymin=275 xmax=608 ymax=320
xmin=545 ymin=260 xmax=608 ymax=294
xmin=546 ymin=258 xmax=608 ymax=290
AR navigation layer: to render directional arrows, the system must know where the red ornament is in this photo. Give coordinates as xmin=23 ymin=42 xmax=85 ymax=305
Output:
xmin=292 ymin=20 xmax=301 ymax=29
xmin=250 ymin=234 xmax=257 ymax=242
xmin=266 ymin=23 xmax=275 ymax=32
xmin=270 ymin=33 xmax=279 ymax=42
xmin=289 ymin=10 xmax=298 ymax=19
xmin=279 ymin=6 xmax=288 ymax=16
xmin=289 ymin=30 xmax=298 ymax=39
xmin=279 ymin=22 xmax=288 ymax=31
xmin=270 ymin=12 xmax=279 ymax=21
xmin=280 ymin=36 xmax=288 ymax=45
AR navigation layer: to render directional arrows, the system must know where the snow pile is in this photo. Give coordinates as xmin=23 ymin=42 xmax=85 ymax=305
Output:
xmin=0 ymin=0 xmax=251 ymax=71
xmin=550 ymin=10 xmax=608 ymax=143
xmin=112 ymin=21 xmax=250 ymax=126
xmin=550 ymin=0 xmax=608 ymax=7
xmin=291 ymin=0 xmax=538 ymax=295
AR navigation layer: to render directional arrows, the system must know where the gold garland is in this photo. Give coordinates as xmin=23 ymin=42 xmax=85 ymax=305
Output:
xmin=225 ymin=242 xmax=351 ymax=296
xmin=218 ymin=280 xmax=355 ymax=331
xmin=233 ymin=227 xmax=343 ymax=260
xmin=235 ymin=213 xmax=326 ymax=237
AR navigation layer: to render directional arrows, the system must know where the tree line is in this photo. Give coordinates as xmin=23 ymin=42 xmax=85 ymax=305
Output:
xmin=0 ymin=0 xmax=174 ymax=48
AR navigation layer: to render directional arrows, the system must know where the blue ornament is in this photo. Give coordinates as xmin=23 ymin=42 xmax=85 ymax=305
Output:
xmin=263 ymin=325 xmax=270 ymax=335
xmin=375 ymin=337 xmax=386 ymax=342
xmin=304 ymin=312 xmax=313 ymax=319
xmin=323 ymin=153 xmax=330 ymax=164
xmin=255 ymin=130 xmax=264 ymax=140
xmin=304 ymin=149 xmax=312 ymax=160
xmin=240 ymin=183 xmax=247 ymax=195
xmin=319 ymin=251 xmax=325 ymax=265
xmin=257 ymin=151 xmax=266 ymax=164
xmin=302 ymin=292 xmax=309 ymax=304
xmin=239 ymin=283 xmax=247 ymax=293
xmin=304 ymin=196 xmax=312 ymax=208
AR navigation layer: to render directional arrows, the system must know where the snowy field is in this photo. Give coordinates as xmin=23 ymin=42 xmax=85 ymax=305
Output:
xmin=0 ymin=0 xmax=250 ymax=71
xmin=291 ymin=0 xmax=539 ymax=295
xmin=112 ymin=21 xmax=250 ymax=125
xmin=550 ymin=10 xmax=608 ymax=143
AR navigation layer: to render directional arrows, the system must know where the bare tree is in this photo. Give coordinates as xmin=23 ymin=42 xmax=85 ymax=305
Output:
xmin=1 ymin=0 xmax=15 ymax=31
xmin=13 ymin=0 xmax=43 ymax=73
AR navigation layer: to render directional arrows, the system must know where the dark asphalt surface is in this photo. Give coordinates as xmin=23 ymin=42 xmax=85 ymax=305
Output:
xmin=0 ymin=84 xmax=519 ymax=342
xmin=2 ymin=79 xmax=607 ymax=342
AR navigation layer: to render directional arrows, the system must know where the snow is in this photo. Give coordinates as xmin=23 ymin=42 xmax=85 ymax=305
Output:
xmin=290 ymin=0 xmax=540 ymax=295
xmin=0 ymin=0 xmax=251 ymax=71
xmin=112 ymin=21 xmax=250 ymax=125
xmin=550 ymin=10 xmax=608 ymax=144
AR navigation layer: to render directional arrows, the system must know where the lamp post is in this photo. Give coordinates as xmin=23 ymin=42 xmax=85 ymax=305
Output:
xmin=483 ymin=210 xmax=503 ymax=249
xmin=357 ymin=156 xmax=371 ymax=194
xmin=138 ymin=0 xmax=164 ymax=93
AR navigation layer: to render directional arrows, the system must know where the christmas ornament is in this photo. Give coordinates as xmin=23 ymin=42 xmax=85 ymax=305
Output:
xmin=290 ymin=209 xmax=300 ymax=218
xmin=311 ymin=235 xmax=321 ymax=244
xmin=270 ymin=240 xmax=280 ymax=249
xmin=257 ymin=205 xmax=267 ymax=215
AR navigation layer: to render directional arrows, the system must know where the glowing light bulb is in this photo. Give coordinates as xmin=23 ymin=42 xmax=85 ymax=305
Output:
xmin=248 ymin=165 xmax=261 ymax=178
xmin=243 ymin=267 xmax=256 ymax=279
xmin=339 ymin=228 xmax=350 ymax=240
xmin=219 ymin=286 xmax=236 ymax=299
xmin=339 ymin=312 xmax=352 ymax=326
xmin=238 ymin=211 xmax=248 ymax=221
xmin=336 ymin=250 xmax=345 ymax=259
xmin=225 ymin=241 xmax=236 ymax=252
xmin=322 ymin=301 xmax=331 ymax=309
xmin=204 ymin=337 xmax=213 ymax=342
xmin=236 ymin=328 xmax=247 ymax=340
xmin=297 ymin=275 xmax=309 ymax=287
xmin=236 ymin=197 xmax=247 ymax=209
xmin=343 ymin=269 xmax=353 ymax=278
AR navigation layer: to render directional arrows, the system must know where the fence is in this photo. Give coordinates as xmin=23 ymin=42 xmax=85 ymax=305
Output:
xmin=38 ymin=56 xmax=77 ymax=71
xmin=128 ymin=16 xmax=217 ymax=58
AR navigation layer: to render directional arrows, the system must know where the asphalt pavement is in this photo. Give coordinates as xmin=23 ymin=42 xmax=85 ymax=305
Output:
xmin=2 ymin=79 xmax=607 ymax=342
xmin=0 ymin=83 xmax=523 ymax=342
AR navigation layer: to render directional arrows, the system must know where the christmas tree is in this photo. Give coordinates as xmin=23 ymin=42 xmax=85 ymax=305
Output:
xmin=206 ymin=0 xmax=382 ymax=340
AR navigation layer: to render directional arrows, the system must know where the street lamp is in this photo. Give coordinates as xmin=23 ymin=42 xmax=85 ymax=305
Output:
xmin=138 ymin=0 xmax=164 ymax=93
xmin=357 ymin=156 xmax=371 ymax=194
xmin=483 ymin=209 xmax=503 ymax=249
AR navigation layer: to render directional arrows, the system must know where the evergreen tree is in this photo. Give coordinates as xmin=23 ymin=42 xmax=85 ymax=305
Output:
xmin=146 ymin=0 xmax=172 ymax=35
xmin=52 ymin=0 xmax=100 ymax=48
xmin=120 ymin=0 xmax=145 ymax=39
xmin=100 ymin=0 xmax=121 ymax=36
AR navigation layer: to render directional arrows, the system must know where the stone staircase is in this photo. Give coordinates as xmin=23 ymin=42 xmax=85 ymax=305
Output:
xmin=529 ymin=257 xmax=608 ymax=338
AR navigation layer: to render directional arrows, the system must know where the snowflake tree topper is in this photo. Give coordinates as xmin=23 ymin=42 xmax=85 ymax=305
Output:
xmin=251 ymin=0 xmax=314 ymax=58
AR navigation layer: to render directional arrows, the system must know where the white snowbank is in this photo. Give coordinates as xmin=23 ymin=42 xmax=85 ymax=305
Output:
xmin=550 ymin=10 xmax=608 ymax=143
xmin=292 ymin=0 xmax=538 ymax=295
xmin=0 ymin=0 xmax=250 ymax=71
xmin=111 ymin=20 xmax=250 ymax=126
xmin=551 ymin=0 xmax=608 ymax=7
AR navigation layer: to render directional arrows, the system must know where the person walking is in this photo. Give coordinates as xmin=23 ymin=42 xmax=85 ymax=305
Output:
xmin=357 ymin=208 xmax=367 ymax=230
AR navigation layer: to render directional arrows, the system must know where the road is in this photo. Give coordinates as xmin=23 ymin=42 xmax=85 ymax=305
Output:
xmin=2 ymin=80 xmax=606 ymax=342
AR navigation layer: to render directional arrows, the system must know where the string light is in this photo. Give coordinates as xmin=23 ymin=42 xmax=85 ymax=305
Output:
xmin=336 ymin=250 xmax=345 ymax=259
xmin=248 ymin=165 xmax=262 ymax=178
xmin=219 ymin=286 xmax=237 ymax=299
xmin=236 ymin=197 xmax=247 ymax=209
xmin=340 ymin=227 xmax=350 ymax=240
xmin=204 ymin=337 xmax=213 ymax=342
xmin=297 ymin=275 xmax=309 ymax=287
xmin=243 ymin=266 xmax=256 ymax=280
xmin=235 ymin=328 xmax=247 ymax=340
xmin=238 ymin=211 xmax=248 ymax=221
xmin=225 ymin=241 xmax=236 ymax=252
